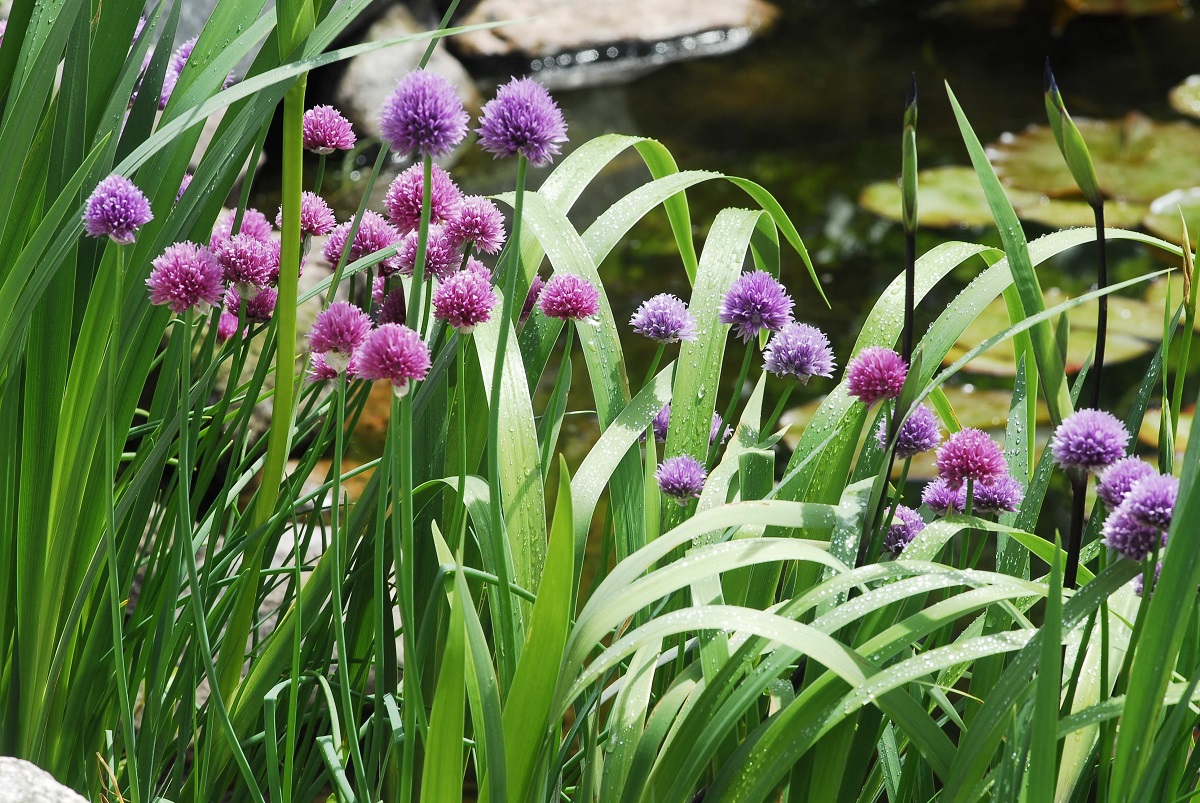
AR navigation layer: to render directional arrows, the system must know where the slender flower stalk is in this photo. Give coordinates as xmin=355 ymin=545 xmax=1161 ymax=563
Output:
xmin=901 ymin=73 xmax=918 ymax=365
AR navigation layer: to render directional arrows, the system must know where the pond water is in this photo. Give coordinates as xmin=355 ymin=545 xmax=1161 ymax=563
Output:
xmin=276 ymin=0 xmax=1200 ymax=507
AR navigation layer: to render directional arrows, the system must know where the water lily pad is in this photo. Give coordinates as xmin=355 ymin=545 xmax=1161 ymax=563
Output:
xmin=1015 ymin=196 xmax=1147 ymax=229
xmin=1169 ymin=76 xmax=1200 ymax=119
xmin=1138 ymin=406 xmax=1191 ymax=458
xmin=988 ymin=113 xmax=1200 ymax=203
xmin=859 ymin=166 xmax=1042 ymax=228
xmin=1142 ymin=187 xmax=1200 ymax=245
xmin=1142 ymin=274 xmax=1200 ymax=330
xmin=1062 ymin=0 xmax=1180 ymax=14
xmin=944 ymin=287 xmax=1161 ymax=376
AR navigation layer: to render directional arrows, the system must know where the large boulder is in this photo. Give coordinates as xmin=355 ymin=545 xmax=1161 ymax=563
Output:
xmin=452 ymin=0 xmax=780 ymax=88
xmin=335 ymin=4 xmax=480 ymax=142
xmin=0 ymin=759 xmax=89 ymax=803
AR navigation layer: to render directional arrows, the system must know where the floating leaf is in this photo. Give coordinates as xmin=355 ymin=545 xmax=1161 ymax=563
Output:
xmin=858 ymin=166 xmax=1041 ymax=228
xmin=988 ymin=113 xmax=1200 ymax=203
xmin=1142 ymin=187 xmax=1200 ymax=246
xmin=944 ymin=288 xmax=1161 ymax=375
xmin=1138 ymin=406 xmax=1192 ymax=456
xmin=1143 ymin=274 xmax=1200 ymax=329
xmin=1016 ymin=196 xmax=1146 ymax=229
xmin=1169 ymin=76 xmax=1200 ymax=119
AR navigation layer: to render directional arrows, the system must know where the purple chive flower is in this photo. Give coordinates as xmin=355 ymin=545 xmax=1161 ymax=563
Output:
xmin=763 ymin=322 xmax=835 ymax=382
xmin=223 ymin=286 xmax=276 ymax=322
xmin=650 ymin=404 xmax=730 ymax=445
xmin=216 ymin=233 xmax=276 ymax=297
xmin=972 ymin=475 xmax=1024 ymax=514
xmin=159 ymin=37 xmax=195 ymax=109
xmin=217 ymin=311 xmax=240 ymax=343
xmin=383 ymin=163 xmax=464 ymax=235
xmin=656 ymin=455 xmax=707 ymax=504
xmin=380 ymin=70 xmax=469 ymax=158
xmin=520 ymin=274 xmax=545 ymax=324
xmin=83 ymin=175 xmax=153 ymax=244
xmin=433 ymin=260 xmax=498 ymax=332
xmin=935 ymin=428 xmax=1008 ymax=490
xmin=876 ymin=403 xmax=942 ymax=458
xmin=477 ymin=76 xmax=568 ymax=166
xmin=276 ymin=191 xmax=336 ymax=238
xmin=303 ymin=105 xmax=356 ymax=155
xmin=146 ymin=241 xmax=223 ymax=313
xmin=1051 ymin=408 xmax=1130 ymax=472
xmin=176 ymin=173 xmax=193 ymax=204
xmin=884 ymin=505 xmax=925 ymax=554
xmin=307 ymin=353 xmax=340 ymax=383
xmin=1122 ymin=473 xmax=1179 ymax=530
xmin=310 ymin=301 xmax=373 ymax=373
xmin=397 ymin=224 xmax=460 ymax=281
xmin=379 ymin=286 xmax=407 ymax=326
xmin=845 ymin=347 xmax=907 ymax=407
xmin=718 ymin=270 xmax=793 ymax=343
xmin=1102 ymin=505 xmax=1165 ymax=562
xmin=922 ymin=477 xmax=967 ymax=515
xmin=1097 ymin=457 xmax=1158 ymax=510
xmin=630 ymin=294 xmax=697 ymax=344
xmin=210 ymin=208 xmax=273 ymax=250
xmin=353 ymin=323 xmax=431 ymax=397
xmin=539 ymin=274 xmax=600 ymax=321
xmin=1134 ymin=563 xmax=1162 ymax=597
xmin=446 ymin=195 xmax=506 ymax=255
xmin=323 ymin=211 xmax=401 ymax=274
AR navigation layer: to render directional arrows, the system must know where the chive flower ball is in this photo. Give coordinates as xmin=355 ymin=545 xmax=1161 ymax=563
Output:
xmin=718 ymin=270 xmax=793 ymax=343
xmin=1102 ymin=506 xmax=1164 ymax=562
xmin=83 ymin=175 xmax=153 ymax=244
xmin=884 ymin=505 xmax=925 ymax=554
xmin=656 ymin=455 xmax=707 ymax=504
xmin=1122 ymin=473 xmax=1179 ymax=530
xmin=380 ymin=69 xmax=469 ymax=158
xmin=876 ymin=403 xmax=941 ymax=458
xmin=520 ymin=274 xmax=545 ymax=324
xmin=310 ymin=301 xmax=373 ymax=373
xmin=397 ymin=225 xmax=460 ymax=281
xmin=764 ymin=322 xmax=835 ymax=382
xmin=845 ymin=347 xmax=907 ymax=407
xmin=1134 ymin=563 xmax=1162 ymax=597
xmin=651 ymin=404 xmax=730 ymax=445
xmin=216 ymin=233 xmax=276 ymax=297
xmin=303 ymin=105 xmax=357 ymax=155
xmin=1050 ymin=408 xmax=1129 ymax=472
xmin=307 ymin=354 xmax=340 ymax=383
xmin=353 ymin=323 xmax=431 ymax=398
xmin=210 ymin=208 xmax=273 ymax=250
xmin=922 ymin=477 xmax=966 ymax=515
xmin=433 ymin=262 xmax=498 ymax=332
xmin=539 ymin=274 xmax=600 ymax=321
xmin=477 ymin=76 xmax=568 ymax=166
xmin=323 ymin=211 xmax=401 ymax=274
xmin=1097 ymin=457 xmax=1157 ymax=510
xmin=383 ymin=163 xmax=464 ymax=235
xmin=276 ymin=191 xmax=336 ymax=238
xmin=379 ymin=286 xmax=407 ymax=327
xmin=630 ymin=294 xmax=696 ymax=344
xmin=446 ymin=195 xmax=507 ymax=255
xmin=146 ymin=241 xmax=224 ymax=314
xmin=972 ymin=475 xmax=1024 ymax=514
xmin=223 ymin=286 xmax=275 ymax=322
xmin=935 ymin=428 xmax=1007 ymax=490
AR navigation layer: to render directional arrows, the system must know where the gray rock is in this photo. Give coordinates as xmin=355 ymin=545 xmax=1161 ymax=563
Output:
xmin=0 ymin=758 xmax=88 ymax=803
xmin=335 ymin=4 xmax=480 ymax=142
xmin=452 ymin=0 xmax=780 ymax=88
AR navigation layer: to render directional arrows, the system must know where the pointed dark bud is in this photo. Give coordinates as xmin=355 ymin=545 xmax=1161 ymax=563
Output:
xmin=1044 ymin=57 xmax=1059 ymax=98
xmin=906 ymin=72 xmax=918 ymax=110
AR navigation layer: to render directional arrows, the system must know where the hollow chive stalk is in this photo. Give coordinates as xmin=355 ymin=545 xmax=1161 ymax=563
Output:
xmin=488 ymin=155 xmax=528 ymax=688
xmin=710 ymin=344 xmax=754 ymax=466
xmin=398 ymin=386 xmax=424 ymax=801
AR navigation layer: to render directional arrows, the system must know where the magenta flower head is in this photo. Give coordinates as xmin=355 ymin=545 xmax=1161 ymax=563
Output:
xmin=1097 ymin=457 xmax=1158 ymax=510
xmin=176 ymin=173 xmax=193 ymax=204
xmin=210 ymin=207 xmax=273 ymax=250
xmin=223 ymin=286 xmax=275 ymax=322
xmin=277 ymin=191 xmax=336 ymax=237
xmin=383 ymin=162 xmax=464 ymax=235
xmin=397 ymin=224 xmax=460 ymax=281
xmin=719 ymin=271 xmax=793 ymax=343
xmin=1051 ymin=408 xmax=1130 ymax=472
xmin=433 ymin=262 xmax=498 ymax=332
xmin=217 ymin=311 xmax=240 ymax=343
xmin=353 ymin=323 xmax=430 ymax=397
xmin=83 ymin=175 xmax=153 ymax=244
xmin=303 ymin=105 xmax=356 ymax=155
xmin=477 ymin=76 xmax=568 ymax=166
xmin=884 ymin=505 xmax=925 ymax=554
xmin=446 ymin=195 xmax=506 ymax=254
xmin=146 ymin=241 xmax=223 ymax=313
xmin=877 ymin=403 xmax=941 ymax=458
xmin=159 ymin=37 xmax=195 ymax=109
xmin=922 ymin=477 xmax=966 ymax=515
xmin=380 ymin=70 xmax=469 ymax=158
xmin=217 ymin=233 xmax=276 ymax=298
xmin=935 ymin=428 xmax=1007 ymax=490
xmin=972 ymin=475 xmax=1024 ymax=514
xmin=307 ymin=353 xmax=340 ymax=383
xmin=764 ymin=322 xmax=835 ymax=383
xmin=631 ymin=293 xmax=696 ymax=344
xmin=1102 ymin=505 xmax=1164 ymax=562
xmin=650 ymin=404 xmax=729 ymax=445
xmin=539 ymin=273 xmax=600 ymax=321
xmin=310 ymin=301 xmax=373 ymax=373
xmin=379 ymin=286 xmax=407 ymax=326
xmin=656 ymin=455 xmax=707 ymax=505
xmin=845 ymin=346 xmax=907 ymax=406
xmin=323 ymin=211 xmax=401 ymax=274
xmin=520 ymin=274 xmax=545 ymax=324
xmin=1122 ymin=473 xmax=1179 ymax=530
